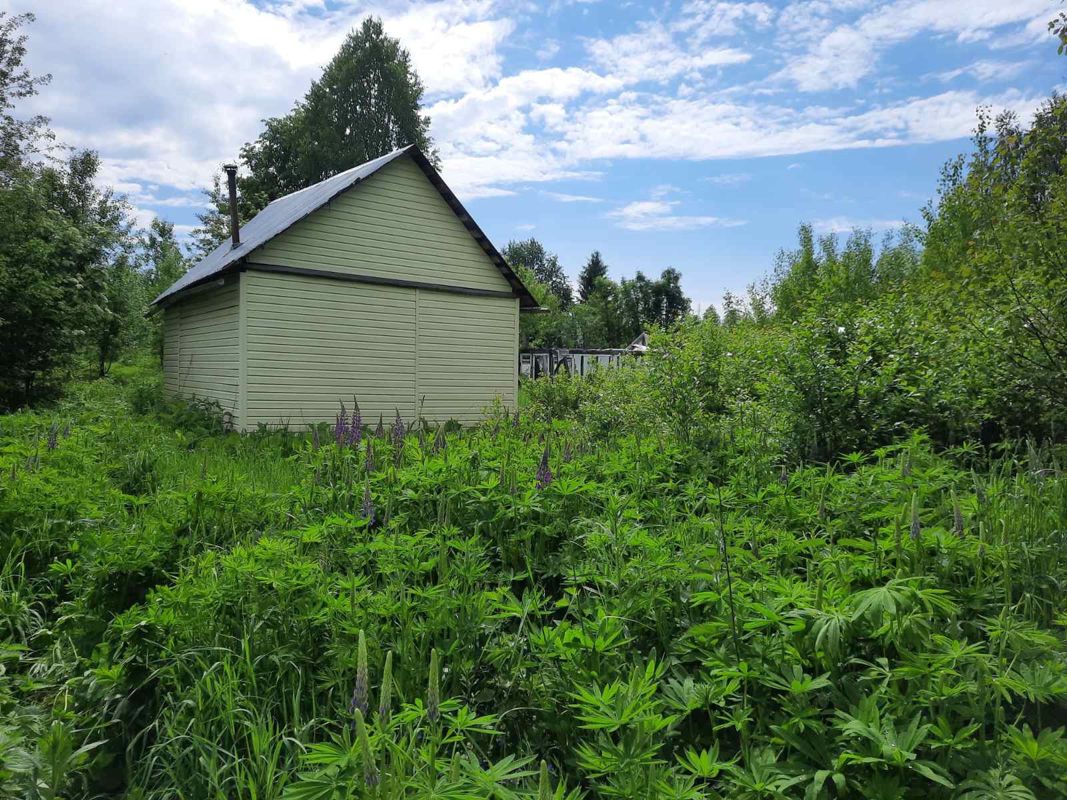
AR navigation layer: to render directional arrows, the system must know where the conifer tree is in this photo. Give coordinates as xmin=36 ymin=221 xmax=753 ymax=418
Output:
xmin=578 ymin=250 xmax=609 ymax=302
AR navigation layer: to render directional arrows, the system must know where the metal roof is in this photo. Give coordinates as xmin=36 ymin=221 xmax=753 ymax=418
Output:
xmin=153 ymin=145 xmax=538 ymax=308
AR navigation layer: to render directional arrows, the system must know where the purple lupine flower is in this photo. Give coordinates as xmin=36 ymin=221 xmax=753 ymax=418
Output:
xmin=365 ymin=440 xmax=375 ymax=473
xmin=512 ymin=409 xmax=521 ymax=428
xmin=334 ymin=403 xmax=348 ymax=446
xmin=378 ymin=651 xmax=393 ymax=723
xmin=62 ymin=420 xmax=71 ymax=439
xmin=354 ymin=709 xmax=379 ymax=787
xmin=362 ymin=483 xmax=375 ymax=525
xmin=350 ymin=630 xmax=369 ymax=716
xmin=392 ymin=410 xmax=406 ymax=466
xmin=46 ymin=421 xmax=59 ymax=451
xmin=348 ymin=404 xmax=362 ymax=448
xmin=535 ymin=444 xmax=553 ymax=490
xmin=374 ymin=414 xmax=384 ymax=438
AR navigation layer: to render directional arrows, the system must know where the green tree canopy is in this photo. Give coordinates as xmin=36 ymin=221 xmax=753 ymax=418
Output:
xmin=921 ymin=97 xmax=1067 ymax=418
xmin=140 ymin=218 xmax=188 ymax=365
xmin=1 ymin=150 xmax=134 ymax=405
xmin=503 ymin=238 xmax=573 ymax=309
xmin=0 ymin=12 xmax=51 ymax=168
xmin=141 ymin=218 xmax=187 ymax=300
xmin=0 ymin=14 xmax=142 ymax=405
xmin=507 ymin=234 xmax=695 ymax=349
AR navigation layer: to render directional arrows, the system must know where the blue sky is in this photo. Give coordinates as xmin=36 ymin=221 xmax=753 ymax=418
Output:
xmin=12 ymin=0 xmax=1065 ymax=311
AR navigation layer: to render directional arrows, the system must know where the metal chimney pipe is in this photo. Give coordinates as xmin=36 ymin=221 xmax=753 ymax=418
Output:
xmin=223 ymin=164 xmax=240 ymax=248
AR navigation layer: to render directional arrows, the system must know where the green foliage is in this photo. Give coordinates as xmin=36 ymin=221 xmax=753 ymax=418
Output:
xmin=3 ymin=17 xmax=1067 ymax=800
xmin=695 ymin=95 xmax=1067 ymax=457
xmin=505 ymin=238 xmax=575 ymax=310
xmin=139 ymin=219 xmax=188 ymax=366
xmin=0 ymin=12 xmax=51 ymax=166
xmin=0 ymin=148 xmax=135 ymax=409
xmin=3 ymin=365 xmax=1067 ymax=799
xmin=921 ymin=99 xmax=1067 ymax=423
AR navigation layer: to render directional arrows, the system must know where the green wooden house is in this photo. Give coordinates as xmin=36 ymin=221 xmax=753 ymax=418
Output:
xmin=152 ymin=146 xmax=538 ymax=430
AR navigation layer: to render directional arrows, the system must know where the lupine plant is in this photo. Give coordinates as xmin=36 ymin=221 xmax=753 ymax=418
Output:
xmin=0 ymin=361 xmax=1065 ymax=799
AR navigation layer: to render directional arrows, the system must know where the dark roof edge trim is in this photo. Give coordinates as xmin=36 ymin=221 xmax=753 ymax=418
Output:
xmin=406 ymin=148 xmax=539 ymax=309
xmin=244 ymin=262 xmax=521 ymax=300
xmin=152 ymin=275 xmax=234 ymax=311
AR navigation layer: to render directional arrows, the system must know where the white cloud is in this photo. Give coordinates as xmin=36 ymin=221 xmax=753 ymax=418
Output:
xmin=677 ymin=1 xmax=775 ymax=40
xmin=780 ymin=0 xmax=1055 ymax=91
xmin=706 ymin=172 xmax=752 ymax=185
xmin=586 ymin=23 xmax=751 ymax=84
xmin=385 ymin=7 xmax=512 ymax=97
xmin=553 ymin=88 xmax=1044 ymax=164
xmin=536 ymin=39 xmax=561 ymax=61
xmin=19 ymin=0 xmax=511 ymax=200
xmin=608 ymin=198 xmax=745 ymax=231
xmin=650 ymin=184 xmax=683 ymax=199
xmin=542 ymin=191 xmax=603 ymax=202
xmin=427 ymin=66 xmax=624 ymax=196
xmin=936 ymin=59 xmax=1031 ymax=83
xmin=13 ymin=0 xmax=1060 ymax=223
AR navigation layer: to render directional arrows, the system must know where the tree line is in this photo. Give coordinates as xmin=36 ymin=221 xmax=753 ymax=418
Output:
xmin=502 ymin=238 xmax=691 ymax=350
xmin=679 ymin=98 xmax=1067 ymax=456
xmin=0 ymin=8 xmax=692 ymax=412
xmin=0 ymin=14 xmax=434 ymax=412
xmin=0 ymin=13 xmax=187 ymax=409
xmin=2 ymin=5 xmax=1063 ymax=434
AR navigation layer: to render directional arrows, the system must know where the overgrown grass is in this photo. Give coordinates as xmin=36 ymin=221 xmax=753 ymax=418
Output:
xmin=1 ymin=364 xmax=1066 ymax=799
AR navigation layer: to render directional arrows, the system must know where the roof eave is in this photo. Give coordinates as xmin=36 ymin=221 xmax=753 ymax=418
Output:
xmin=151 ymin=264 xmax=243 ymax=308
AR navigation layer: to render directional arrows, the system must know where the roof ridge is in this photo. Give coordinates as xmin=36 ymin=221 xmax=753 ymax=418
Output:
xmin=266 ymin=145 xmax=414 ymax=207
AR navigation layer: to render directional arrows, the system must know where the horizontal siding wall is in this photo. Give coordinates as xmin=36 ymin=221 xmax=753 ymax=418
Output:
xmin=243 ymin=271 xmax=417 ymax=428
xmin=242 ymin=272 xmax=518 ymax=429
xmin=162 ymin=279 xmax=240 ymax=423
xmin=253 ymin=157 xmax=513 ymax=294
xmin=417 ymin=291 xmax=518 ymax=425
